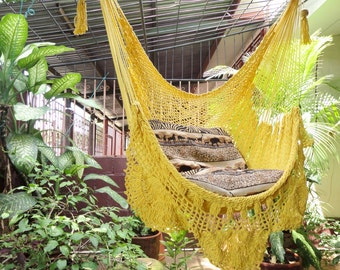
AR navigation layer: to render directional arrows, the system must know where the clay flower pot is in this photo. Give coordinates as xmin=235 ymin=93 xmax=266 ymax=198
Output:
xmin=132 ymin=230 xmax=163 ymax=260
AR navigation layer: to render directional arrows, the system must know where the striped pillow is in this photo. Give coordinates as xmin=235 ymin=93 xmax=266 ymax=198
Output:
xmin=149 ymin=119 xmax=246 ymax=172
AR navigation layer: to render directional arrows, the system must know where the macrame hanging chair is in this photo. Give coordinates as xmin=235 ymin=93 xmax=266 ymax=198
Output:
xmin=98 ymin=0 xmax=314 ymax=269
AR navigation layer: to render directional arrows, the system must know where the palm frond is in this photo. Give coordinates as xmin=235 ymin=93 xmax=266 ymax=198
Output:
xmin=304 ymin=121 xmax=339 ymax=173
xmin=203 ymin=65 xmax=238 ymax=80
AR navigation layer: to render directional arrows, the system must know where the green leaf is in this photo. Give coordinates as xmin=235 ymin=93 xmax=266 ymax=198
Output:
xmin=81 ymin=261 xmax=98 ymax=270
xmin=44 ymin=73 xmax=81 ymax=100
xmin=48 ymin=225 xmax=64 ymax=237
xmin=1 ymin=212 xmax=10 ymax=219
xmin=17 ymin=218 xmax=31 ymax=233
xmin=17 ymin=45 xmax=75 ymax=70
xmin=73 ymin=96 xmax=102 ymax=110
xmin=13 ymin=72 xmax=28 ymax=93
xmin=92 ymin=227 xmax=108 ymax=233
xmin=38 ymin=217 xmax=52 ymax=228
xmin=64 ymin=164 xmax=87 ymax=177
xmin=116 ymin=230 xmax=128 ymax=239
xmin=333 ymin=255 xmax=340 ymax=265
xmin=0 ymin=192 xmax=36 ymax=219
xmin=0 ymin=14 xmax=28 ymax=61
xmin=16 ymin=42 xmax=55 ymax=62
xmin=27 ymin=58 xmax=48 ymax=92
xmin=269 ymin=231 xmax=285 ymax=263
xmin=59 ymin=245 xmax=70 ymax=257
xmin=70 ymin=147 xmax=85 ymax=178
xmin=59 ymin=181 xmax=74 ymax=188
xmin=35 ymin=84 xmax=50 ymax=95
xmin=37 ymin=141 xmax=59 ymax=168
xmin=56 ymin=93 xmax=102 ymax=110
xmin=89 ymin=236 xmax=99 ymax=248
xmin=70 ymin=232 xmax=84 ymax=242
xmin=292 ymin=229 xmax=322 ymax=270
xmin=95 ymin=186 xmax=128 ymax=209
xmin=76 ymin=215 xmax=88 ymax=223
xmin=44 ymin=240 xmax=59 ymax=253
xmin=56 ymin=259 xmax=67 ymax=270
xmin=84 ymin=174 xmax=119 ymax=187
xmin=57 ymin=151 xmax=75 ymax=172
xmin=36 ymin=229 xmax=47 ymax=238
xmin=84 ymin=155 xmax=102 ymax=169
xmin=6 ymin=133 xmax=38 ymax=174
xmin=13 ymin=102 xmax=49 ymax=121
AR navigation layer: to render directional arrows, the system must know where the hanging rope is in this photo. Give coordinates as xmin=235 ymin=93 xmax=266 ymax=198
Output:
xmin=74 ymin=0 xmax=88 ymax=36
xmin=301 ymin=9 xmax=311 ymax=44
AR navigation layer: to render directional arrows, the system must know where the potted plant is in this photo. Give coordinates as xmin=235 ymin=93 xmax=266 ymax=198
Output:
xmin=261 ymin=229 xmax=322 ymax=270
xmin=127 ymin=212 xmax=164 ymax=261
xmin=160 ymin=230 xmax=197 ymax=270
xmin=0 ymin=12 xmax=101 ymax=201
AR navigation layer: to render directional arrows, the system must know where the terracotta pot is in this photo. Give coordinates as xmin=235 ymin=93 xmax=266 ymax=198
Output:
xmin=132 ymin=230 xmax=163 ymax=260
xmin=260 ymin=250 xmax=303 ymax=270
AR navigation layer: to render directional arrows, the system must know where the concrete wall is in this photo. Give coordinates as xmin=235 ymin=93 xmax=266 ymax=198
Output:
xmin=316 ymin=34 xmax=340 ymax=218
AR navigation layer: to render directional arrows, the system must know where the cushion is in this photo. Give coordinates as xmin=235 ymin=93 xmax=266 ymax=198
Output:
xmin=183 ymin=168 xmax=283 ymax=197
xmin=150 ymin=120 xmax=283 ymax=197
xmin=149 ymin=119 xmax=246 ymax=172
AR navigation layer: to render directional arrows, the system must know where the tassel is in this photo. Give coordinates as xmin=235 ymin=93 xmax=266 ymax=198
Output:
xmin=300 ymin=9 xmax=311 ymax=44
xmin=73 ymin=0 xmax=88 ymax=36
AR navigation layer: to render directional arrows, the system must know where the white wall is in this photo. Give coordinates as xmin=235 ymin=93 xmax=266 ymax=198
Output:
xmin=316 ymin=34 xmax=340 ymax=218
xmin=204 ymin=30 xmax=257 ymax=72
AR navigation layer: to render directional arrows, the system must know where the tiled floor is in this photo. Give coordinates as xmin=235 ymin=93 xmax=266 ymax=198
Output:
xmin=162 ymin=251 xmax=218 ymax=270
xmin=166 ymin=252 xmax=340 ymax=270
xmin=186 ymin=253 xmax=220 ymax=269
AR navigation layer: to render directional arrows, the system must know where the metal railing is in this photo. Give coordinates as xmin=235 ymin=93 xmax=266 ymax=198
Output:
xmin=34 ymin=78 xmax=225 ymax=157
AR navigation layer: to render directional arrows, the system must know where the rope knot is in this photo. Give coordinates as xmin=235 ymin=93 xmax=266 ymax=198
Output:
xmin=301 ymin=9 xmax=309 ymax=18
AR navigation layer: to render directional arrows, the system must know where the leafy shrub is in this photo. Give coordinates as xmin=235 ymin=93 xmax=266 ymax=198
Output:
xmin=0 ymin=164 xmax=146 ymax=270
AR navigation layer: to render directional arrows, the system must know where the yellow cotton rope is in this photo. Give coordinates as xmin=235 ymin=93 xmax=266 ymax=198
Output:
xmin=301 ymin=9 xmax=311 ymax=44
xmin=99 ymin=0 xmax=310 ymax=269
xmin=74 ymin=0 xmax=88 ymax=36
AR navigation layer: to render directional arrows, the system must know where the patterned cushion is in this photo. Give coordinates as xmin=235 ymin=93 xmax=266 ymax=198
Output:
xmin=183 ymin=168 xmax=283 ymax=197
xmin=150 ymin=120 xmax=282 ymax=197
xmin=149 ymin=119 xmax=246 ymax=171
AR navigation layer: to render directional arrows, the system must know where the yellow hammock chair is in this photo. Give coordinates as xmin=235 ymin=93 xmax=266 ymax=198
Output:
xmin=99 ymin=0 xmax=313 ymax=269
